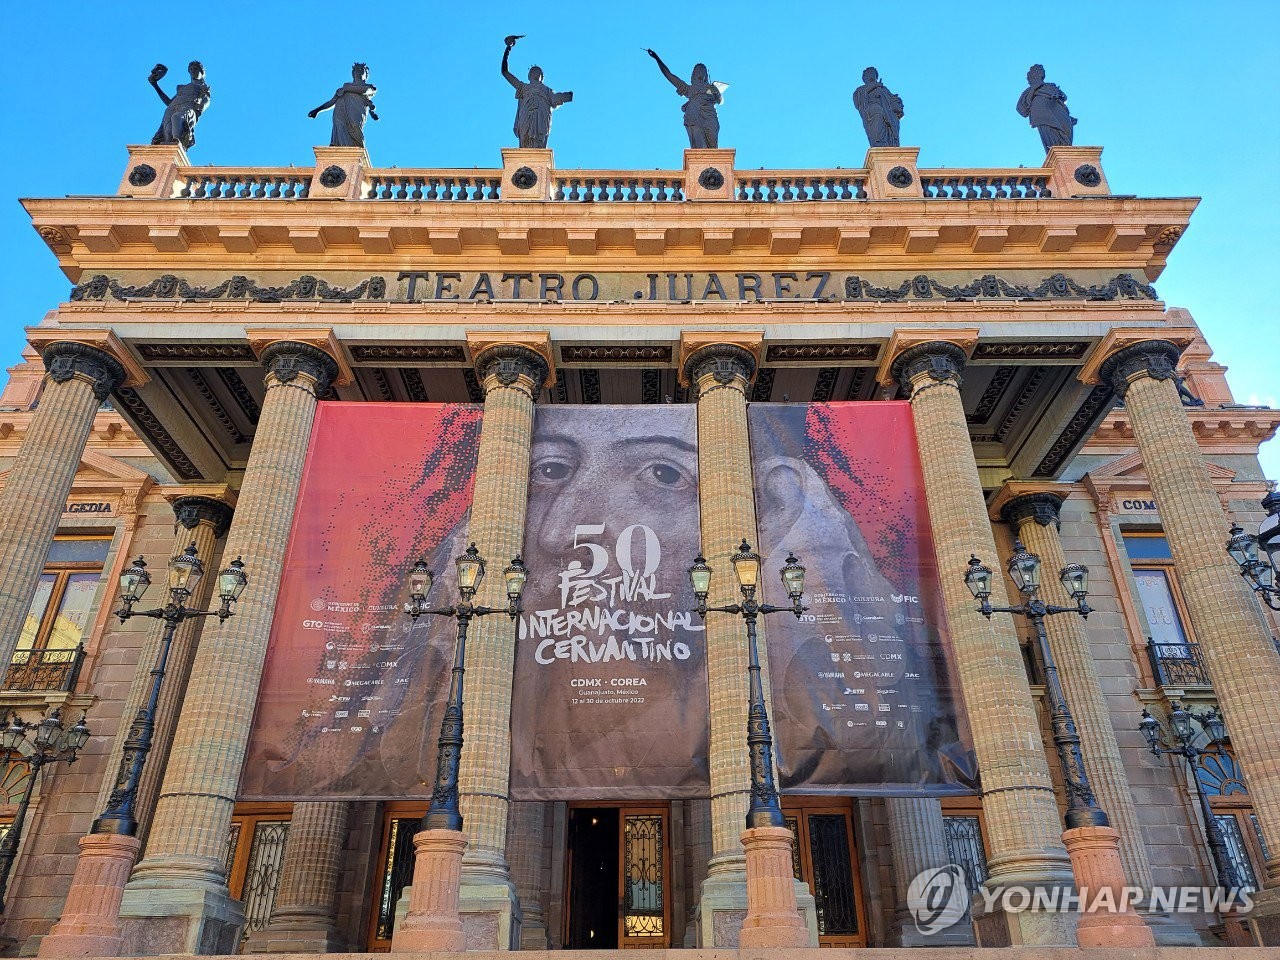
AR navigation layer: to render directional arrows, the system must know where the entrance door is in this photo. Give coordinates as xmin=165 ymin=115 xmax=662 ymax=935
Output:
xmin=564 ymin=804 xmax=670 ymax=949
xmin=783 ymin=800 xmax=867 ymax=947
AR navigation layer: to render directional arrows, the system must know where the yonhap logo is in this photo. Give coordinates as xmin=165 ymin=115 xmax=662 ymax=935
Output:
xmin=907 ymin=865 xmax=968 ymax=935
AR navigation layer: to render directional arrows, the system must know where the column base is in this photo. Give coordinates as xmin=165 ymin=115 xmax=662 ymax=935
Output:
xmin=695 ymin=854 xmax=818 ymax=946
xmin=517 ymin=912 xmax=549 ymax=950
xmin=739 ymin=827 xmax=809 ymax=948
xmin=38 ymin=833 xmax=142 ymax=959
xmin=1239 ymin=887 xmax=1280 ymax=946
xmin=458 ymin=876 xmax=521 ymax=951
xmin=241 ymin=914 xmax=343 ymax=954
xmin=892 ymin=905 xmax=976 ymax=946
xmin=391 ymin=829 xmax=467 ymax=953
xmin=1063 ymin=824 xmax=1155 ymax=947
xmin=117 ymin=874 xmax=245 ymax=956
xmin=1142 ymin=909 xmax=1211 ymax=946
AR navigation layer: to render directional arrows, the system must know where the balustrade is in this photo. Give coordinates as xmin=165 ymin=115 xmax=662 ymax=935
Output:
xmin=553 ymin=174 xmax=685 ymax=202
xmin=734 ymin=173 xmax=868 ymax=201
xmin=174 ymin=169 xmax=311 ymax=199
xmin=364 ymin=172 xmax=501 ymax=201
xmin=919 ymin=171 xmax=1052 ymax=199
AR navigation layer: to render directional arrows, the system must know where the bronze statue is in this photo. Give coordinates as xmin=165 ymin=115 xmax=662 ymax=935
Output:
xmin=308 ymin=63 xmax=379 ymax=148
xmin=852 ymin=67 xmax=903 ymax=148
xmin=501 ymin=36 xmax=573 ymax=149
xmin=1017 ymin=64 xmax=1075 ymax=151
xmin=149 ymin=62 xmax=210 ymax=151
xmin=646 ymin=50 xmax=724 ymax=149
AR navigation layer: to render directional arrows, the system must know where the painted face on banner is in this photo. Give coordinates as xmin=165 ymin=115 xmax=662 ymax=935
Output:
xmin=511 ymin=406 xmax=711 ymax=800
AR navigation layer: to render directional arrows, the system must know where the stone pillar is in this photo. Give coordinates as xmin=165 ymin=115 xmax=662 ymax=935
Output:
xmin=456 ymin=341 xmax=549 ymax=950
xmin=242 ymin=802 xmax=350 ymax=953
xmin=507 ymin=802 xmax=549 ymax=949
xmin=884 ymin=797 xmax=974 ymax=946
xmin=682 ymin=341 xmax=817 ymax=947
xmin=1001 ymin=492 xmax=1154 ymax=891
xmin=118 ymin=342 xmax=339 ymax=956
xmin=0 ymin=342 xmax=124 ymax=666
xmin=1100 ymin=341 xmax=1280 ymax=884
xmin=890 ymin=342 xmax=1075 ymax=947
xmin=95 ymin=495 xmax=234 ymax=842
xmin=682 ymin=799 xmax=712 ymax=947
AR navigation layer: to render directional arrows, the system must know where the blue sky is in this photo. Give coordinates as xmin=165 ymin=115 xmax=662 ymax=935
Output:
xmin=1 ymin=0 xmax=1275 ymax=478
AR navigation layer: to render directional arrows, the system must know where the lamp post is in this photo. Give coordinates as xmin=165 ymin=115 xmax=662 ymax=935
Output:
xmin=402 ymin=543 xmax=527 ymax=831
xmin=1139 ymin=702 xmax=1243 ymax=890
xmin=391 ymin=543 xmax=526 ymax=954
xmin=689 ymin=539 xmax=811 ymax=949
xmin=1225 ymin=490 xmax=1280 ymax=611
xmin=92 ymin=544 xmax=248 ymax=837
xmin=965 ymin=540 xmax=1155 ymax=947
xmin=0 ymin=709 xmax=91 ymax=908
xmin=964 ymin=541 xmax=1106 ymax=830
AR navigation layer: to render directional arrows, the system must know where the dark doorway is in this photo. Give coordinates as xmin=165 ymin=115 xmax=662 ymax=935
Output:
xmin=565 ymin=807 xmax=620 ymax=949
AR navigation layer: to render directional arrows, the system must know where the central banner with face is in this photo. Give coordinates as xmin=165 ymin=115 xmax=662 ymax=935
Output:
xmin=509 ymin=405 xmax=711 ymax=799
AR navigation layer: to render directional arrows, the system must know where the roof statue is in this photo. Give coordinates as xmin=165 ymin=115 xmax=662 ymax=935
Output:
xmin=148 ymin=62 xmax=210 ymax=151
xmin=852 ymin=67 xmax=904 ymax=148
xmin=308 ymin=63 xmax=379 ymax=148
xmin=646 ymin=49 xmax=726 ymax=149
xmin=1017 ymin=64 xmax=1076 ymax=152
xmin=501 ymin=36 xmax=574 ymax=149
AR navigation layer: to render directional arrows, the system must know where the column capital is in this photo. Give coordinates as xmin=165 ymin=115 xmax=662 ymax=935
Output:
xmin=27 ymin=329 xmax=149 ymax=396
xmin=473 ymin=342 xmax=551 ymax=398
xmin=258 ymin=342 xmax=341 ymax=396
xmin=169 ymin=495 xmax=235 ymax=539
xmin=889 ymin=341 xmax=968 ymax=398
xmin=678 ymin=332 xmax=762 ymax=388
xmin=877 ymin=329 xmax=977 ymax=390
xmin=1077 ymin=325 xmax=1198 ymax=387
xmin=989 ymin=481 xmax=1075 ymax=525
xmin=1097 ymin=340 xmax=1184 ymax=399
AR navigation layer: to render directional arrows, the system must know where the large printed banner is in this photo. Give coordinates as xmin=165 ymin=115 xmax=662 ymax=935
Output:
xmin=241 ymin=403 xmax=482 ymax=800
xmin=748 ymin=403 xmax=976 ymax=795
xmin=509 ymin=406 xmax=711 ymax=799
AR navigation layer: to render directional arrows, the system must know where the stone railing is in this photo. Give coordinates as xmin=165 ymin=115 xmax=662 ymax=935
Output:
xmin=172 ymin=167 xmax=312 ymax=200
xmin=117 ymin=144 xmax=1110 ymax=205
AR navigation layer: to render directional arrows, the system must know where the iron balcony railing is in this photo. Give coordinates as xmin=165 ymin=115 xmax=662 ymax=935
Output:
xmin=1146 ymin=639 xmax=1211 ymax=687
xmin=2 ymin=644 xmax=86 ymax=693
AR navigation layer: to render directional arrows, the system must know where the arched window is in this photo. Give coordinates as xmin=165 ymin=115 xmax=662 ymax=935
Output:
xmin=1198 ymin=749 xmax=1267 ymax=890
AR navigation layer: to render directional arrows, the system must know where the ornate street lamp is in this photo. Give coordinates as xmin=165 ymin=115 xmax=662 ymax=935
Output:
xmin=1225 ymin=490 xmax=1280 ymax=610
xmin=689 ymin=540 xmax=806 ymax=829
xmin=92 ymin=545 xmax=247 ymax=836
xmin=403 ymin=544 xmax=527 ymax=831
xmin=964 ymin=541 xmax=1108 ymax=830
xmin=0 ymin=709 xmax=91 ymax=907
xmin=1140 ymin=703 xmax=1242 ymax=889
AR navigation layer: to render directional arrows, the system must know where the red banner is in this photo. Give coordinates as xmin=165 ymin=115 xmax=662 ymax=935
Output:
xmin=241 ymin=402 xmax=482 ymax=800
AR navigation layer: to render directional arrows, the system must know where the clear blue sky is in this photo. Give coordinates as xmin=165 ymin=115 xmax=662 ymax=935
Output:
xmin=1 ymin=0 xmax=1275 ymax=478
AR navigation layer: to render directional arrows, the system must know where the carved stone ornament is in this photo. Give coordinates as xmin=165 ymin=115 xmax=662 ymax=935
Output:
xmin=1001 ymin=492 xmax=1065 ymax=530
xmin=171 ymin=495 xmax=234 ymax=539
xmin=698 ymin=167 xmax=725 ymax=190
xmin=886 ymin=165 xmax=914 ymax=188
xmin=890 ymin=342 xmax=967 ymax=395
xmin=682 ymin=343 xmax=756 ymax=390
xmin=511 ymin=166 xmax=538 ymax=190
xmin=318 ymin=165 xmax=347 ymax=188
xmin=1154 ymin=225 xmax=1184 ymax=249
xmin=128 ymin=164 xmax=158 ymax=187
xmin=1073 ymin=164 xmax=1101 ymax=187
xmin=260 ymin=341 xmax=340 ymax=396
xmin=37 ymin=226 xmax=67 ymax=247
xmin=41 ymin=342 xmax=127 ymax=402
xmin=475 ymin=343 xmax=550 ymax=395
xmin=71 ymin=272 xmax=388 ymax=303
xmin=1098 ymin=340 xmax=1183 ymax=399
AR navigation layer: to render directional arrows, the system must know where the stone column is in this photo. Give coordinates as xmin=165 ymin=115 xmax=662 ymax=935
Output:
xmin=683 ymin=342 xmax=817 ymax=947
xmin=507 ymin=802 xmax=549 ymax=949
xmin=1001 ymin=492 xmax=1154 ymax=890
xmin=884 ymin=797 xmax=974 ymax=946
xmin=118 ymin=342 xmax=339 ymax=956
xmin=1100 ymin=341 xmax=1280 ymax=883
xmin=243 ymin=802 xmax=351 ymax=953
xmin=682 ymin=799 xmax=712 ymax=946
xmin=94 ymin=495 xmax=234 ymax=842
xmin=0 ymin=342 xmax=124 ymax=665
xmin=456 ymin=342 xmax=548 ymax=950
xmin=890 ymin=342 xmax=1075 ymax=947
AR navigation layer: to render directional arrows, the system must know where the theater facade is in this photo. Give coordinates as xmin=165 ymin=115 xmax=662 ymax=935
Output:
xmin=1 ymin=140 xmax=1279 ymax=954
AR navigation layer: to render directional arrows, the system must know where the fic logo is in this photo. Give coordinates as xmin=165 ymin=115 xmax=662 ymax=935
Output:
xmin=906 ymin=865 xmax=968 ymax=935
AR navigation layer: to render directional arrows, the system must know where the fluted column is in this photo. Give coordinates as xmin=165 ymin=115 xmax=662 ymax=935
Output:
xmin=890 ymin=342 xmax=1074 ymax=947
xmin=243 ymin=802 xmax=350 ymax=953
xmin=885 ymin=797 xmax=973 ymax=946
xmin=682 ymin=799 xmax=712 ymax=946
xmin=0 ymin=342 xmax=124 ymax=665
xmin=94 ymin=496 xmax=234 ymax=843
xmin=456 ymin=343 xmax=547 ymax=949
xmin=507 ymin=802 xmax=548 ymax=949
xmin=118 ymin=342 xmax=339 ymax=956
xmin=1100 ymin=341 xmax=1280 ymax=884
xmin=1002 ymin=493 xmax=1154 ymax=890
